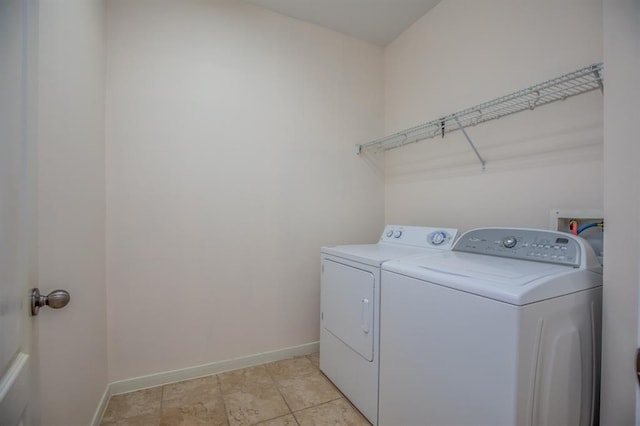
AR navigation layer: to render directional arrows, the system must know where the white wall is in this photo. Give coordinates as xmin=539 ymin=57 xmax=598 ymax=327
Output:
xmin=105 ymin=0 xmax=384 ymax=381
xmin=383 ymin=0 xmax=603 ymax=230
xmin=37 ymin=0 xmax=107 ymax=424
xmin=601 ymin=0 xmax=640 ymax=423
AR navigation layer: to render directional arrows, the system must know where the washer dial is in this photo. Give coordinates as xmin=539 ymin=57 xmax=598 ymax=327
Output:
xmin=429 ymin=231 xmax=448 ymax=245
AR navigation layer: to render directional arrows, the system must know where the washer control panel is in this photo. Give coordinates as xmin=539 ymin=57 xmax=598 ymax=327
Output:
xmin=454 ymin=228 xmax=581 ymax=267
xmin=380 ymin=225 xmax=458 ymax=249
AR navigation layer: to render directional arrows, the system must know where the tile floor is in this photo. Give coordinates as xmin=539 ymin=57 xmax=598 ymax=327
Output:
xmin=100 ymin=352 xmax=371 ymax=426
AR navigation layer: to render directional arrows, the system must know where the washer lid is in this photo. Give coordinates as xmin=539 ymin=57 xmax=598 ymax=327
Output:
xmin=383 ymin=251 xmax=602 ymax=305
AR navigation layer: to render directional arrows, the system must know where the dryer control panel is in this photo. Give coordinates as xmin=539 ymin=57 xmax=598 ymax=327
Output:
xmin=454 ymin=228 xmax=581 ymax=267
xmin=380 ymin=225 xmax=458 ymax=250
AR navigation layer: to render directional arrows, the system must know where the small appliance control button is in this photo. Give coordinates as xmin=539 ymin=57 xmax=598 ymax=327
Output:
xmin=394 ymin=230 xmax=402 ymax=238
xmin=502 ymin=236 xmax=517 ymax=248
xmin=386 ymin=230 xmax=394 ymax=238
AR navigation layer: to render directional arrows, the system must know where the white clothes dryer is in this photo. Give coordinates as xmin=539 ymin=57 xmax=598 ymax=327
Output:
xmin=379 ymin=227 xmax=603 ymax=426
xmin=320 ymin=225 xmax=458 ymax=425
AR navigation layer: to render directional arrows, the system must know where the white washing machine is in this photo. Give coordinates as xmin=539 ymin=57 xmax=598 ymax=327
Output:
xmin=379 ymin=227 xmax=603 ymax=426
xmin=320 ymin=225 xmax=458 ymax=425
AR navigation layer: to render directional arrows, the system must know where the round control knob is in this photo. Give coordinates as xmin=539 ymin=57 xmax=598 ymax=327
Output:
xmin=394 ymin=230 xmax=402 ymax=238
xmin=386 ymin=230 xmax=394 ymax=238
xmin=430 ymin=232 xmax=447 ymax=245
xmin=502 ymin=236 xmax=517 ymax=248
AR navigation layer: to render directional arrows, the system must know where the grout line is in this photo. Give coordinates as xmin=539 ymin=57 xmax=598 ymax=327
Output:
xmin=214 ymin=374 xmax=230 ymax=426
xmin=255 ymin=413 xmax=300 ymax=426
xmin=289 ymin=396 xmax=344 ymax=414
xmin=159 ymin=383 xmax=164 ymax=417
xmin=263 ymin=359 xmax=295 ymax=417
xmin=267 ymin=355 xmax=354 ymax=424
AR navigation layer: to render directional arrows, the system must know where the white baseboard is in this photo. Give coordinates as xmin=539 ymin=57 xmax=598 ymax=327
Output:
xmin=90 ymin=385 xmax=111 ymax=426
xmin=108 ymin=341 xmax=319 ymax=396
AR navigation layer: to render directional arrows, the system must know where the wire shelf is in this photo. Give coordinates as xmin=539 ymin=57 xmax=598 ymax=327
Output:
xmin=357 ymin=63 xmax=604 ymax=168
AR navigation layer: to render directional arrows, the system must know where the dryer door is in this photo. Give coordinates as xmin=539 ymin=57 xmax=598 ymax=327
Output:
xmin=322 ymin=259 xmax=375 ymax=361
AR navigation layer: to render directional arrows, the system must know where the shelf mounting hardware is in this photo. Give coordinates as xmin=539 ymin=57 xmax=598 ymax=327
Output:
xmin=593 ymin=68 xmax=604 ymax=94
xmin=453 ymin=117 xmax=485 ymax=171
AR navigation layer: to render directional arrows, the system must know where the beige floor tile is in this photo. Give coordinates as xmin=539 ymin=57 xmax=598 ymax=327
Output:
xmin=100 ymin=414 xmax=161 ymax=426
xmin=161 ymin=407 xmax=224 ymax=426
xmin=265 ymin=356 xmax=317 ymax=381
xmin=275 ymin=371 xmax=341 ymax=412
xmin=306 ymin=352 xmax=319 ymax=369
xmin=100 ymin=357 xmax=372 ymax=426
xmin=161 ymin=376 xmax=228 ymax=425
xmin=218 ymin=365 xmax=275 ymax=394
xmin=255 ymin=414 xmax=298 ymax=426
xmin=102 ymin=387 xmax=163 ymax=423
xmin=294 ymin=398 xmax=370 ymax=426
xmin=223 ymin=383 xmax=290 ymax=426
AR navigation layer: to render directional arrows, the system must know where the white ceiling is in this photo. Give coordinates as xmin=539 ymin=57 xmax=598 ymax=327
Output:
xmin=240 ymin=0 xmax=442 ymax=46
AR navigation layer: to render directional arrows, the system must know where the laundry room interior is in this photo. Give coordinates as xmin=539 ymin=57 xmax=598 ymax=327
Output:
xmin=2 ymin=0 xmax=638 ymax=425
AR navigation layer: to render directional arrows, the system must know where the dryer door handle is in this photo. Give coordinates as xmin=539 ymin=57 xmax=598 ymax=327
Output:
xmin=636 ymin=348 xmax=640 ymax=387
xmin=361 ymin=298 xmax=370 ymax=334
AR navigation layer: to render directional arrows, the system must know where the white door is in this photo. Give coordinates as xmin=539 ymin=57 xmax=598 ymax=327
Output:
xmin=321 ymin=259 xmax=375 ymax=361
xmin=0 ymin=0 xmax=38 ymax=424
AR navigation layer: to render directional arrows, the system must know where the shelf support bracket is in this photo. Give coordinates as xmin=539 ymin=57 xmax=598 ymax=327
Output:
xmin=593 ymin=68 xmax=604 ymax=94
xmin=454 ymin=117 xmax=486 ymax=171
